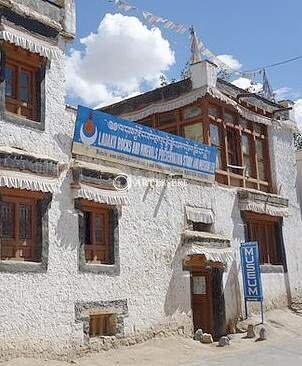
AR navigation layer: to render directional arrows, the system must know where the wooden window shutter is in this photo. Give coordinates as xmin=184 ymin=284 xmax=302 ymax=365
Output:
xmin=0 ymin=45 xmax=6 ymax=83
xmin=35 ymin=64 xmax=45 ymax=123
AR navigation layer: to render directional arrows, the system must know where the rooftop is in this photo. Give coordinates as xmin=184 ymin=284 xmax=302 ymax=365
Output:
xmin=100 ymin=77 xmax=283 ymax=118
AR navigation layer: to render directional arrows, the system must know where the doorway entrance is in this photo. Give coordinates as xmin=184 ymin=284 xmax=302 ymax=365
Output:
xmin=191 ymin=270 xmax=213 ymax=334
xmin=186 ymin=255 xmax=226 ymax=339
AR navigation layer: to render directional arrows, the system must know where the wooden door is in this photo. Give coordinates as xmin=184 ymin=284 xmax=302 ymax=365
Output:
xmin=191 ymin=271 xmax=213 ymax=333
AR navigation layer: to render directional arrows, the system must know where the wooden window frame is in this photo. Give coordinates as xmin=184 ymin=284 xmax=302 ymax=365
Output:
xmin=137 ymin=96 xmax=272 ymax=192
xmin=80 ymin=200 xmax=112 ymax=265
xmin=89 ymin=313 xmax=116 ymax=338
xmin=4 ymin=43 xmax=45 ymax=122
xmin=0 ymin=188 xmax=43 ymax=262
xmin=244 ymin=212 xmax=283 ymax=266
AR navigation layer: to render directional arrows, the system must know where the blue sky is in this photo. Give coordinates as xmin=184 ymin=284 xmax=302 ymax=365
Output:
xmin=68 ymin=0 xmax=302 ymax=109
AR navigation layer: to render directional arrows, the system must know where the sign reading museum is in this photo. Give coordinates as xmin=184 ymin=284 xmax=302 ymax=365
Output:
xmin=72 ymin=106 xmax=217 ymax=182
xmin=240 ymin=242 xmax=263 ymax=302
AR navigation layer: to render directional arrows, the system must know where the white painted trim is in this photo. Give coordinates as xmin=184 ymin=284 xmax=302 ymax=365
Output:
xmin=73 ymin=183 xmax=129 ymax=206
xmin=0 ymin=23 xmax=61 ymax=59
xmin=0 ymin=169 xmax=57 ymax=193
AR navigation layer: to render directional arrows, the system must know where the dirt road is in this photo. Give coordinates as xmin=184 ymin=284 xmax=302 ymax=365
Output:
xmin=2 ymin=308 xmax=302 ymax=366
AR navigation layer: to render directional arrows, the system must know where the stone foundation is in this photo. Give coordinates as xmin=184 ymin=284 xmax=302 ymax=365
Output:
xmin=0 ymin=320 xmax=193 ymax=362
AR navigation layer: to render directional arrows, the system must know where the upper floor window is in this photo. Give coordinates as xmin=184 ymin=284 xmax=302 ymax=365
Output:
xmin=4 ymin=43 xmax=45 ymax=122
xmin=183 ymin=122 xmax=203 ymax=143
xmin=137 ymin=98 xmax=271 ymax=192
xmin=0 ymin=189 xmax=45 ymax=262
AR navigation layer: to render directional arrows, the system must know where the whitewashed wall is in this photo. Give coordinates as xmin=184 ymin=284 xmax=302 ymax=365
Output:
xmin=0 ymin=52 xmax=302 ymax=357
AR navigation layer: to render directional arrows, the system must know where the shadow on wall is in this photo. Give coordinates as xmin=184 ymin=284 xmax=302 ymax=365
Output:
xmin=54 ymin=132 xmax=73 ymax=157
xmin=54 ymin=170 xmax=79 ymax=254
xmin=164 ymin=241 xmax=191 ymax=317
xmin=224 ymin=195 xmax=244 ymax=321
xmin=224 ymin=260 xmax=242 ymax=321
xmin=141 ymin=178 xmax=168 ymax=218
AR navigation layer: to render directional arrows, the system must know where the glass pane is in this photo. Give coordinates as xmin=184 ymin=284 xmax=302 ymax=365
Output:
xmin=241 ymin=134 xmax=252 ymax=176
xmin=19 ymin=204 xmax=32 ymax=240
xmin=258 ymin=161 xmax=266 ymax=181
xmin=227 ymin=128 xmax=239 ymax=167
xmin=217 ymin=149 xmax=222 ymax=169
xmin=240 ymin=118 xmax=248 ymax=129
xmin=95 ymin=214 xmax=104 ymax=244
xmin=5 ymin=66 xmax=14 ymax=97
xmin=183 ymin=123 xmax=203 ymax=143
xmin=241 ymin=134 xmax=250 ymax=155
xmin=256 ymin=139 xmax=266 ymax=180
xmin=254 ymin=123 xmax=264 ymax=135
xmin=0 ymin=202 xmax=14 ymax=239
xmin=256 ymin=139 xmax=264 ymax=159
xmin=210 ymin=124 xmax=220 ymax=147
xmin=158 ymin=112 xmax=176 ymax=126
xmin=183 ymin=105 xmax=202 ymax=120
xmin=208 ymin=105 xmax=220 ymax=118
xmin=210 ymin=124 xmax=222 ymax=168
xmin=193 ymin=276 xmax=207 ymax=295
xmin=20 ymin=71 xmax=30 ymax=102
xmin=224 ymin=111 xmax=235 ymax=124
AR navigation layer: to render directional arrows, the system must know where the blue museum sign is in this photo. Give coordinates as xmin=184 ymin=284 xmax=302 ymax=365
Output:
xmin=72 ymin=106 xmax=217 ymax=182
xmin=240 ymin=241 xmax=263 ymax=302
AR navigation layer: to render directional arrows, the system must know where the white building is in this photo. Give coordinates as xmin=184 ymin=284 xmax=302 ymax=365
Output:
xmin=0 ymin=0 xmax=302 ymax=359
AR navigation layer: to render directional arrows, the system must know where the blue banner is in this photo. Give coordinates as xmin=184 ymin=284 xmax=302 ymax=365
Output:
xmin=240 ymin=242 xmax=263 ymax=302
xmin=72 ymin=106 xmax=217 ymax=181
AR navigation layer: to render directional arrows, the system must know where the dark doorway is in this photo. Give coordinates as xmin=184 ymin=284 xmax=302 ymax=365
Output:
xmin=191 ymin=270 xmax=213 ymax=334
xmin=190 ymin=265 xmax=226 ymax=340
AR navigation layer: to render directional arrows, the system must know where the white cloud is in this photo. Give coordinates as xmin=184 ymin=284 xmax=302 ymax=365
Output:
xmin=66 ymin=13 xmax=175 ymax=107
xmin=217 ymin=54 xmax=242 ymax=71
xmin=294 ymin=99 xmax=302 ymax=131
xmin=274 ymin=87 xmax=292 ymax=100
xmin=232 ymin=77 xmax=263 ymax=93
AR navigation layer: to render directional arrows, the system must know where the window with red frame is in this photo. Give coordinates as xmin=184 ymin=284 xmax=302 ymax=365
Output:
xmin=137 ymin=98 xmax=272 ymax=192
xmin=0 ymin=189 xmax=43 ymax=262
xmin=4 ymin=43 xmax=45 ymax=122
xmin=245 ymin=213 xmax=283 ymax=265
xmin=80 ymin=201 xmax=113 ymax=265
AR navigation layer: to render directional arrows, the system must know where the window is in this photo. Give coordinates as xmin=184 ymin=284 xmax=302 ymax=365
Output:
xmin=208 ymin=104 xmax=220 ymax=119
xmin=158 ymin=111 xmax=176 ymax=126
xmin=0 ymin=189 xmax=43 ymax=262
xmin=80 ymin=201 xmax=113 ymax=265
xmin=89 ymin=314 xmax=116 ymax=338
xmin=256 ymin=139 xmax=266 ymax=181
xmin=241 ymin=134 xmax=253 ymax=177
xmin=183 ymin=122 xmax=203 ymax=143
xmin=209 ymin=124 xmax=223 ymax=169
xmin=183 ymin=105 xmax=202 ymax=120
xmin=4 ymin=43 xmax=45 ymax=122
xmin=137 ymin=98 xmax=271 ymax=192
xmin=226 ymin=127 xmax=240 ymax=169
xmin=245 ymin=213 xmax=283 ymax=265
